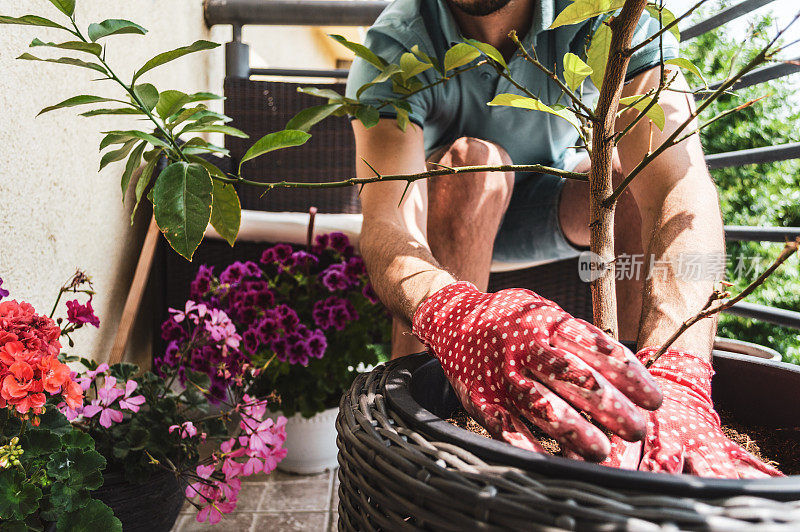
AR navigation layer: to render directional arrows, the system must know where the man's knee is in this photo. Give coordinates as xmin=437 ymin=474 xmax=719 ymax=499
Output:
xmin=429 ymin=137 xmax=514 ymax=214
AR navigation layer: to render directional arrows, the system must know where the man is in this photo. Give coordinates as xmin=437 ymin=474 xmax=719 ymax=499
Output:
xmin=346 ymin=0 xmax=780 ymax=477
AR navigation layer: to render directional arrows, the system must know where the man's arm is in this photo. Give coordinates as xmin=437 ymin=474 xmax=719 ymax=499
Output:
xmin=354 ymin=119 xmax=455 ymax=325
xmin=616 ymin=68 xmax=725 ymax=356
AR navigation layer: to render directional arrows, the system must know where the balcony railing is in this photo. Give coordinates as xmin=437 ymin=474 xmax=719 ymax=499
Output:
xmin=203 ymin=0 xmax=800 ymax=329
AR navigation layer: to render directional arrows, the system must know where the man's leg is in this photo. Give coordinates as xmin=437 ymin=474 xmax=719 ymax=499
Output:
xmin=558 ymin=152 xmax=645 ymax=343
xmin=391 ymin=137 xmax=515 ymax=357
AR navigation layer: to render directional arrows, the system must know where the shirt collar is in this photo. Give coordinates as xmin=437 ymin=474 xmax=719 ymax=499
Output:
xmin=436 ymin=0 xmax=556 ymax=46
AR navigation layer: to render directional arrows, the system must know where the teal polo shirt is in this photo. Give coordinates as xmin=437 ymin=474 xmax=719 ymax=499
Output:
xmin=346 ymin=0 xmax=679 ymax=169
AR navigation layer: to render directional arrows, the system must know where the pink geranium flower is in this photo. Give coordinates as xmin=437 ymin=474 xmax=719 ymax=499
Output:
xmin=169 ymin=421 xmax=198 ymax=439
xmin=118 ymin=380 xmax=145 ymax=412
xmin=66 ymin=297 xmax=100 ymax=328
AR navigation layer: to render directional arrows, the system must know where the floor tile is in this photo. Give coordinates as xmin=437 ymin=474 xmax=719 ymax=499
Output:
xmin=252 ymin=512 xmax=328 ymax=531
xmin=258 ymin=477 xmax=332 ymax=511
xmin=173 ymin=512 xmax=255 ymax=531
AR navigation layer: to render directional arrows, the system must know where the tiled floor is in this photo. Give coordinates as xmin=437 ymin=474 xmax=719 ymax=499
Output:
xmin=171 ymin=468 xmax=339 ymax=531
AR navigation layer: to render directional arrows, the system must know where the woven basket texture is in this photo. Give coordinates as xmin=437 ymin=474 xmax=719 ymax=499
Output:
xmin=336 ymin=360 xmax=800 ymax=531
xmin=224 ymin=78 xmax=361 ymax=214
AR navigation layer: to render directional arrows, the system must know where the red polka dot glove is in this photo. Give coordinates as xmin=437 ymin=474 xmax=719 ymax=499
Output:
xmin=604 ymin=348 xmax=783 ymax=478
xmin=412 ymin=282 xmax=663 ymax=461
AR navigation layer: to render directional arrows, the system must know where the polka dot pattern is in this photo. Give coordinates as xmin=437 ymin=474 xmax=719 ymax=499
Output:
xmin=412 ymin=282 xmax=663 ymax=462
xmin=603 ymin=348 xmax=784 ymax=479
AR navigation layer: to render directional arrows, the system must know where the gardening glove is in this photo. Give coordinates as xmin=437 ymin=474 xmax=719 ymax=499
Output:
xmin=604 ymin=347 xmax=783 ymax=478
xmin=411 ymin=281 xmax=662 ymax=462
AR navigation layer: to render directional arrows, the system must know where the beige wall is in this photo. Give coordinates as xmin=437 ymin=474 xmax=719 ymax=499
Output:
xmin=0 ymin=0 xmax=226 ymax=364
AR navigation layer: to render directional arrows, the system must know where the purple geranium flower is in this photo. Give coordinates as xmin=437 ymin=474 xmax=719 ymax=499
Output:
xmin=260 ymin=244 xmax=294 ymax=266
xmin=329 ymin=232 xmax=350 ymax=254
xmin=220 ymin=261 xmax=261 ymax=284
xmin=66 ymin=297 xmax=100 ymax=328
xmin=190 ymin=265 xmax=215 ymax=300
xmin=320 ymin=264 xmax=351 ymax=292
xmin=362 ymin=283 xmax=380 ymax=304
xmin=307 ymin=330 xmax=327 ymax=359
xmin=0 ymin=277 xmax=9 ymax=301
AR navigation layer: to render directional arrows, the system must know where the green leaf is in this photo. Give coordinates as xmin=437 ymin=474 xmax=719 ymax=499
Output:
xmin=329 ymin=34 xmax=386 ymax=70
xmin=399 ymin=52 xmax=432 ymax=81
xmin=167 ymin=105 xmax=207 ymax=129
xmin=38 ymin=94 xmax=116 ymax=116
xmin=0 ymin=14 xmax=69 ymax=31
xmin=156 ymin=89 xmax=189 ymax=119
xmin=104 ymin=129 xmax=170 ymax=149
xmin=410 ymin=44 xmax=439 ymax=72
xmin=182 ymin=124 xmax=249 ymax=138
xmin=488 ymin=93 xmax=582 ymax=133
xmin=551 ymin=0 xmax=625 ymax=29
xmin=665 ymin=57 xmax=707 ymax=86
xmin=133 ymin=40 xmax=219 ymax=82
xmin=100 ymin=139 xmax=137 ymax=170
xmin=87 ymin=19 xmax=147 ymax=41
xmin=133 ymin=83 xmax=159 ymax=112
xmin=392 ymin=104 xmax=409 ymax=132
xmin=355 ymin=105 xmax=380 ymax=129
xmin=17 ymin=53 xmax=107 ymax=74
xmin=21 ymin=428 xmax=60 ymax=457
xmin=121 ymin=141 xmax=147 ymax=199
xmin=152 ymin=162 xmax=213 ymax=260
xmin=563 ymin=52 xmax=593 ymax=90
xmin=285 ymin=103 xmax=341 ymax=132
xmin=99 ymin=131 xmax=133 ymax=150
xmin=47 ymin=0 xmax=75 ymax=16
xmin=297 ymin=87 xmax=345 ymax=101
xmin=645 ymin=5 xmax=680 ymax=42
xmin=464 ymin=38 xmax=507 ymax=69
xmin=80 ymin=107 xmax=143 ymax=117
xmin=444 ymin=43 xmax=481 ymax=72
xmin=210 ymin=180 xmax=241 ymax=246
xmin=30 ymin=38 xmax=101 ymax=56
xmin=618 ymin=94 xmax=665 ymax=130
xmin=131 ymin=151 xmax=161 ymax=223
xmin=61 ymin=429 xmax=95 ymax=450
xmin=0 ymin=470 xmax=41 ymax=520
xmin=186 ymin=91 xmax=224 ymax=103
xmin=239 ymin=129 xmax=311 ymax=171
xmin=587 ymin=23 xmax=612 ymax=89
xmin=57 ymin=499 xmax=122 ymax=532
xmin=356 ymin=63 xmax=402 ymax=98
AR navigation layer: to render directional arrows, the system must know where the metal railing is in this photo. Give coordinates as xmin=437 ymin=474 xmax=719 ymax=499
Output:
xmin=204 ymin=0 xmax=800 ymax=329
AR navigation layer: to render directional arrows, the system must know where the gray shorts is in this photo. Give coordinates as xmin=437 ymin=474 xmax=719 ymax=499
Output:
xmin=492 ymin=159 xmax=586 ymax=266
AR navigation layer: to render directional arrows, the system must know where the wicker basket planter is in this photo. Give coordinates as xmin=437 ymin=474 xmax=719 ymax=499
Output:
xmin=336 ymin=350 xmax=800 ymax=531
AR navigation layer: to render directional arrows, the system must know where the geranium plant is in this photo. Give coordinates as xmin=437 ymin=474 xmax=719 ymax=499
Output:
xmin=158 ymin=231 xmax=391 ymax=417
xmin=0 ymin=276 xmax=120 ymax=531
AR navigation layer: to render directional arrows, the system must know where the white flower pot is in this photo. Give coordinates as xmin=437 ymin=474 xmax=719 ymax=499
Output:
xmin=271 ymin=406 xmax=339 ymax=474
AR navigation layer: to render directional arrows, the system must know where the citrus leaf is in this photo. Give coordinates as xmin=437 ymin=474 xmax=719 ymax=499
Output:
xmin=152 ymin=162 xmax=213 ymax=261
xmin=47 ymin=0 xmax=75 ymax=16
xmin=618 ymin=94 xmax=665 ymax=130
xmin=88 ymin=19 xmax=147 ymax=41
xmin=132 ymin=83 xmax=159 ymax=112
xmin=464 ymin=38 xmax=507 ymax=69
xmin=444 ymin=42 xmax=481 ymax=72
xmin=17 ymin=53 xmax=107 ymax=74
xmin=239 ymin=129 xmax=311 ymax=171
xmin=183 ymin=124 xmax=249 ymax=138
xmin=131 ymin=152 xmax=161 ymax=223
xmin=81 ymin=107 xmax=144 ymax=117
xmin=356 ymin=64 xmax=402 ymax=98
xmin=355 ymin=105 xmax=380 ymax=129
xmin=329 ymin=34 xmax=386 ymax=70
xmin=399 ymin=52 xmax=432 ymax=80
xmin=285 ymin=103 xmax=341 ymax=132
xmin=587 ymin=23 xmax=612 ymax=89
xmin=410 ymin=44 xmax=439 ymax=72
xmin=100 ymin=139 xmax=137 ymax=170
xmin=156 ymin=89 xmax=190 ymax=119
xmin=0 ymin=14 xmax=69 ymax=31
xmin=121 ymin=141 xmax=147 ymax=200
xmin=488 ymin=93 xmax=582 ymax=134
xmin=392 ymin=104 xmax=409 ymax=132
xmin=563 ymin=52 xmax=593 ymax=90
xmin=103 ymin=129 xmax=170 ymax=149
xmin=644 ymin=5 xmax=680 ymax=42
xmin=210 ymin=180 xmax=241 ymax=246
xmin=132 ymin=40 xmax=218 ymax=82
xmin=38 ymin=94 xmax=116 ymax=116
xmin=297 ymin=87 xmax=345 ymax=101
xmin=666 ymin=57 xmax=707 ymax=86
xmin=30 ymin=38 xmax=101 ymax=56
xmin=551 ymin=0 xmax=625 ymax=29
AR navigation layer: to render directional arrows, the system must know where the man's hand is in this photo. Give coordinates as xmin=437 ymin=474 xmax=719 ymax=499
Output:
xmin=412 ymin=281 xmax=662 ymax=461
xmin=605 ymin=348 xmax=783 ymax=478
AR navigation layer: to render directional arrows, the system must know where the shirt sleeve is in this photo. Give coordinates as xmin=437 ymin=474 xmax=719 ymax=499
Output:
xmin=625 ymin=10 xmax=681 ymax=78
xmin=344 ymin=23 xmax=434 ymax=128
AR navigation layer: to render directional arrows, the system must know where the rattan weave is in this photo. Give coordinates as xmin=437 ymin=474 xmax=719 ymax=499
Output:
xmin=336 ymin=359 xmax=800 ymax=531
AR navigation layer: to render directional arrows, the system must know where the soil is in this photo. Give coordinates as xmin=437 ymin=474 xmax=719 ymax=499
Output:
xmin=446 ymin=408 xmax=800 ymax=475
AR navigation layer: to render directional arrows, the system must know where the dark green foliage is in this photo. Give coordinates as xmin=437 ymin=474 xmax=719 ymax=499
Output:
xmin=683 ymin=6 xmax=800 ymax=361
